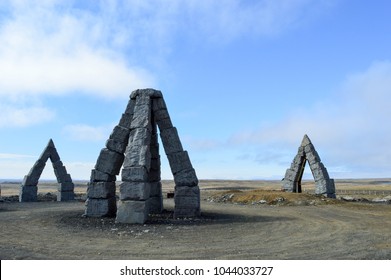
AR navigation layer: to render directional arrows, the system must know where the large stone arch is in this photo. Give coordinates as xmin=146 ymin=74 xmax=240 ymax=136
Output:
xmin=19 ymin=139 xmax=75 ymax=202
xmin=85 ymin=89 xmax=200 ymax=223
xmin=282 ymin=135 xmax=336 ymax=198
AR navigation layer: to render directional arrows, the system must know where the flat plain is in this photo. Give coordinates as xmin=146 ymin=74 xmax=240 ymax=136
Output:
xmin=0 ymin=179 xmax=390 ymax=259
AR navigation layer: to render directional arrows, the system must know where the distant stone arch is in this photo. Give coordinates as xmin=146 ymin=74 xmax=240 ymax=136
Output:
xmin=19 ymin=139 xmax=75 ymax=202
xmin=282 ymin=135 xmax=336 ymax=198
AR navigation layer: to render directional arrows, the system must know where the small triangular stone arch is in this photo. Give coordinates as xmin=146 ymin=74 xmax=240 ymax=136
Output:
xmin=19 ymin=139 xmax=75 ymax=202
xmin=282 ymin=135 xmax=336 ymax=198
xmin=85 ymin=89 xmax=200 ymax=223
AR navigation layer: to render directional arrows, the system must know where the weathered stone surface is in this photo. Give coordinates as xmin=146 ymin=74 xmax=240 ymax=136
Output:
xmin=160 ymin=127 xmax=183 ymax=155
xmin=87 ymin=182 xmax=116 ymax=199
xmin=109 ymin=125 xmax=130 ymax=143
xmin=90 ymin=169 xmax=116 ymax=182
xmin=149 ymin=182 xmax=162 ymax=197
xmin=20 ymin=139 xmax=75 ymax=203
xmin=121 ymin=167 xmax=149 ymax=182
xmin=282 ymin=134 xmax=335 ymax=198
xmin=85 ymin=197 xmax=117 ymax=217
xmin=128 ymin=128 xmax=152 ymax=146
xmin=130 ymin=88 xmax=163 ymax=99
xmin=124 ymin=99 xmax=136 ymax=114
xmin=174 ymin=168 xmax=198 ymax=187
xmin=59 ymin=181 xmax=74 ymax=192
xmin=167 ymin=151 xmax=193 ymax=175
xmin=87 ymin=88 xmax=200 ymax=221
xmin=153 ymin=108 xmax=173 ymax=131
xmin=174 ymin=185 xmax=200 ymax=197
xmin=119 ymin=113 xmax=133 ymax=128
xmin=53 ymin=163 xmax=68 ymax=179
xmin=149 ymin=196 xmax=163 ymax=214
xmin=116 ymin=200 xmax=149 ymax=224
xmin=95 ymin=148 xmax=124 ymax=175
xmin=123 ymin=145 xmax=151 ymax=169
xmin=175 ymin=195 xmax=200 ymax=208
xmin=119 ymin=182 xmax=151 ymax=201
xmin=57 ymin=191 xmax=74 ymax=201
xmin=19 ymin=185 xmax=38 ymax=202
xmin=130 ymin=100 xmax=152 ymax=129
xmin=282 ymin=179 xmax=295 ymax=192
xmin=152 ymin=97 xmax=167 ymax=111
xmin=106 ymin=139 xmax=128 ymax=154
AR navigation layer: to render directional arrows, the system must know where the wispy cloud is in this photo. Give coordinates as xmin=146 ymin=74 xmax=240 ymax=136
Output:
xmin=62 ymin=123 xmax=112 ymax=142
xmin=0 ymin=103 xmax=55 ymax=128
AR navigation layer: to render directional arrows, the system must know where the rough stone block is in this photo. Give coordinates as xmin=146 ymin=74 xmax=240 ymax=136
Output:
xmin=58 ymin=173 xmax=72 ymax=183
xmin=167 ymin=151 xmax=193 ymax=175
xmin=106 ymin=138 xmax=127 ymax=154
xmin=130 ymin=104 xmax=151 ymax=129
xmin=149 ymin=182 xmax=162 ymax=197
xmin=150 ymin=145 xmax=160 ymax=159
xmin=109 ymin=125 xmax=130 ymax=144
xmin=119 ymin=113 xmax=133 ymax=128
xmin=124 ymin=99 xmax=135 ymax=114
xmin=152 ymin=97 xmax=167 ymax=111
xmin=85 ymin=197 xmax=117 ymax=217
xmin=53 ymin=165 xmax=68 ymax=180
xmin=282 ymin=179 xmax=295 ymax=192
xmin=59 ymin=181 xmax=74 ymax=192
xmin=123 ymin=145 xmax=151 ymax=169
xmin=284 ymin=168 xmax=297 ymax=182
xmin=175 ymin=185 xmax=200 ymax=197
xmin=19 ymin=185 xmax=38 ymax=202
xmin=119 ymin=182 xmax=151 ymax=201
xmin=57 ymin=191 xmax=74 ymax=201
xmin=155 ymin=117 xmax=173 ymax=132
xmin=314 ymin=179 xmax=328 ymax=194
xmin=95 ymin=148 xmax=124 ymax=175
xmin=174 ymin=195 xmax=200 ymax=209
xmin=174 ymin=168 xmax=198 ymax=187
xmin=160 ymin=127 xmax=183 ymax=155
xmin=130 ymin=88 xmax=162 ymax=100
xmin=116 ymin=200 xmax=150 ymax=224
xmin=87 ymin=182 xmax=116 ymax=199
xmin=148 ymin=168 xmax=161 ymax=182
xmin=149 ymin=196 xmax=163 ymax=214
xmin=22 ymin=174 xmax=39 ymax=187
xmin=90 ymin=169 xmax=116 ymax=182
xmin=128 ymin=128 xmax=152 ymax=146
xmin=310 ymin=162 xmax=330 ymax=181
xmin=121 ymin=167 xmax=149 ymax=182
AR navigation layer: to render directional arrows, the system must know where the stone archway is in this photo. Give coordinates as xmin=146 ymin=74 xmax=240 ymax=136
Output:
xmin=19 ymin=139 xmax=75 ymax=202
xmin=85 ymin=89 xmax=200 ymax=223
xmin=282 ymin=135 xmax=336 ymax=198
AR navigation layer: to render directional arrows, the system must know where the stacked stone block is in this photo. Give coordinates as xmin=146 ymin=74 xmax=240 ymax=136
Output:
xmin=151 ymin=91 xmax=200 ymax=219
xmin=85 ymin=88 xmax=200 ymax=223
xmin=85 ymin=102 xmax=134 ymax=217
xmin=283 ymin=135 xmax=336 ymax=198
xmin=19 ymin=139 xmax=75 ymax=202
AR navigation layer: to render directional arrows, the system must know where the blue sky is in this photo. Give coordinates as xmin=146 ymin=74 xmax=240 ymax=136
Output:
xmin=1 ymin=0 xmax=391 ymax=180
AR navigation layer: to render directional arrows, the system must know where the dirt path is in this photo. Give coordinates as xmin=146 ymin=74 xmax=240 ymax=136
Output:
xmin=1 ymin=198 xmax=390 ymax=260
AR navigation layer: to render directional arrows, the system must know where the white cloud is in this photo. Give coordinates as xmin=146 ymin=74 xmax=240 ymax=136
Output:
xmin=0 ymin=103 xmax=55 ymax=128
xmin=228 ymin=60 xmax=391 ymax=178
xmin=0 ymin=1 xmax=333 ymax=100
xmin=0 ymin=153 xmax=35 ymax=159
xmin=0 ymin=1 xmax=154 ymax=100
xmin=62 ymin=123 xmax=112 ymax=142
